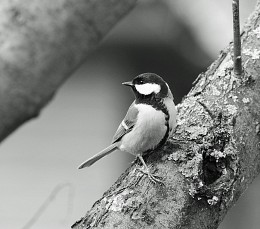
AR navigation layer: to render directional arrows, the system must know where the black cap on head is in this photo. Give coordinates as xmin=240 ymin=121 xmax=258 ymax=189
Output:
xmin=133 ymin=73 xmax=164 ymax=85
xmin=131 ymin=73 xmax=168 ymax=98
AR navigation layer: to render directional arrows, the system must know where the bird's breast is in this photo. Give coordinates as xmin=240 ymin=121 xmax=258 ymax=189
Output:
xmin=119 ymin=103 xmax=167 ymax=155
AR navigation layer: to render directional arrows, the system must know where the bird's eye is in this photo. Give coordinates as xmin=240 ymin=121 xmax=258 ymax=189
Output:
xmin=139 ymin=80 xmax=144 ymax=84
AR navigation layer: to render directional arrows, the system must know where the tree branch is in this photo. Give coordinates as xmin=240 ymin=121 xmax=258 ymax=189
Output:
xmin=72 ymin=2 xmax=260 ymax=228
xmin=232 ymin=0 xmax=242 ymax=76
xmin=0 ymin=0 xmax=137 ymax=142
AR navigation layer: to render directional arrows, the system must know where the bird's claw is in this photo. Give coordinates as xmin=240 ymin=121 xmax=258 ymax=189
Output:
xmin=137 ymin=167 xmax=163 ymax=184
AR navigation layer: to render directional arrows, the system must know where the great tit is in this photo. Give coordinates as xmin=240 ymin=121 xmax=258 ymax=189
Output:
xmin=78 ymin=73 xmax=177 ymax=183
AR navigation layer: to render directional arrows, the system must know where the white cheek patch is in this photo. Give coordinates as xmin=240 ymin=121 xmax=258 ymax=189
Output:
xmin=135 ymin=83 xmax=161 ymax=95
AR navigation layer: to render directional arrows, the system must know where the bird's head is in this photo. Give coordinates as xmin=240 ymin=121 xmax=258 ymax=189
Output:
xmin=122 ymin=73 xmax=173 ymax=102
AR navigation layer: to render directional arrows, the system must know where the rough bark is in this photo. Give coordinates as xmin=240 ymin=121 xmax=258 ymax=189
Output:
xmin=0 ymin=0 xmax=137 ymax=141
xmin=72 ymin=2 xmax=260 ymax=229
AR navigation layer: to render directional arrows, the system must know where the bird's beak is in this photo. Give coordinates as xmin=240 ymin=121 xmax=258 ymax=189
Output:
xmin=122 ymin=81 xmax=134 ymax=87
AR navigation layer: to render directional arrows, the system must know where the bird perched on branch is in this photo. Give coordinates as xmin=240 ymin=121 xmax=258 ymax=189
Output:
xmin=78 ymin=73 xmax=177 ymax=183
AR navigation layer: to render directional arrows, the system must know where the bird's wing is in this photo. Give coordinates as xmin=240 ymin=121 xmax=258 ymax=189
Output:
xmin=112 ymin=101 xmax=138 ymax=143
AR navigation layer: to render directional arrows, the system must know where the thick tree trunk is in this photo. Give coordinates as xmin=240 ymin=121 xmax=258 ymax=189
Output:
xmin=72 ymin=2 xmax=260 ymax=229
xmin=0 ymin=0 xmax=136 ymax=141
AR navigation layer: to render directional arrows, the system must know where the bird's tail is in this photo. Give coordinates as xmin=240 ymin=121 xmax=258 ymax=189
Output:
xmin=78 ymin=143 xmax=118 ymax=169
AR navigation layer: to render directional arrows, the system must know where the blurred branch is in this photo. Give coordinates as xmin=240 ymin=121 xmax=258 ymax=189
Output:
xmin=22 ymin=183 xmax=74 ymax=229
xmin=0 ymin=0 xmax=136 ymax=142
xmin=72 ymin=1 xmax=260 ymax=229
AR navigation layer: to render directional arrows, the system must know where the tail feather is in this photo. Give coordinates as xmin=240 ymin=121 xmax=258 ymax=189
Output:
xmin=78 ymin=143 xmax=118 ymax=169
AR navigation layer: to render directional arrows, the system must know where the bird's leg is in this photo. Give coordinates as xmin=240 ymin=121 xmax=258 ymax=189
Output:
xmin=136 ymin=155 xmax=163 ymax=183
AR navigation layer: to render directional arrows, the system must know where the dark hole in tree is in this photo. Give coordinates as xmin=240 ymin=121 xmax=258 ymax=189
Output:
xmin=201 ymin=130 xmax=230 ymax=185
xmin=202 ymin=152 xmax=223 ymax=185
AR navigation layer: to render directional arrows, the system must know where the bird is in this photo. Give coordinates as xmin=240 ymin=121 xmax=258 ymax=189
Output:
xmin=78 ymin=73 xmax=177 ymax=183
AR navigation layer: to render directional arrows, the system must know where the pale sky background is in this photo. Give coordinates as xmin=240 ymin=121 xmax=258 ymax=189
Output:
xmin=0 ymin=1 xmax=258 ymax=229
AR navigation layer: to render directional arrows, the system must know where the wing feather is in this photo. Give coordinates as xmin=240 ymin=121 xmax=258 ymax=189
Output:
xmin=112 ymin=102 xmax=138 ymax=143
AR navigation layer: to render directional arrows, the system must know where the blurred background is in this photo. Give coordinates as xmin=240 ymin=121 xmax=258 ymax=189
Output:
xmin=0 ymin=0 xmax=258 ymax=228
